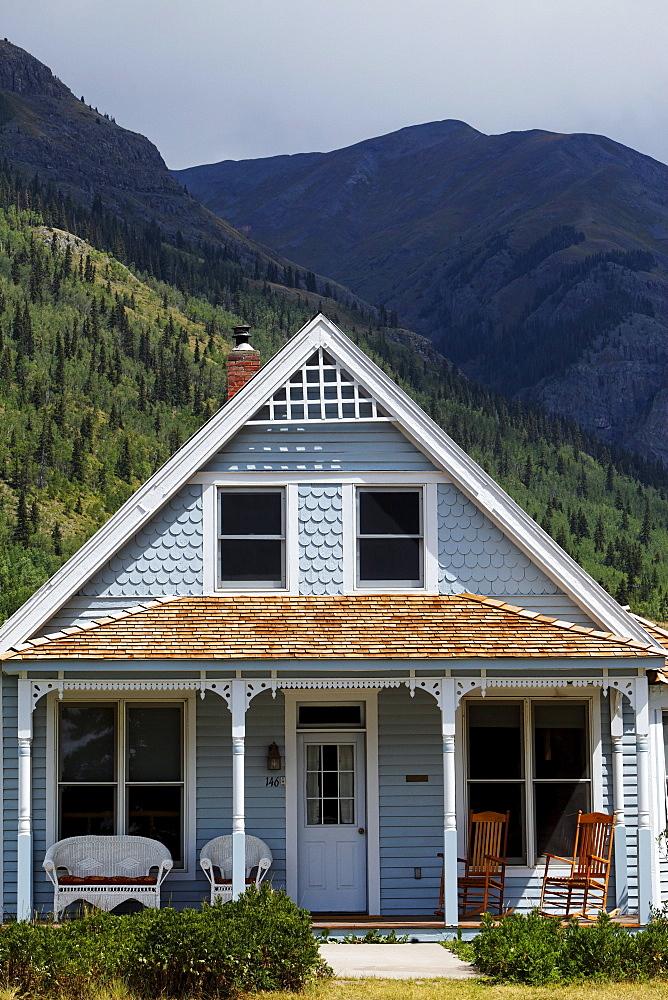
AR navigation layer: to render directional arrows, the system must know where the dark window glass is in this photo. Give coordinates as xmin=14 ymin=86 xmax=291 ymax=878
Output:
xmin=359 ymin=491 xmax=420 ymax=536
xmin=127 ymin=785 xmax=183 ymax=866
xmin=220 ymin=539 xmax=282 ymax=583
xmin=535 ymin=782 xmax=590 ymax=857
xmin=220 ymin=492 xmax=282 ymax=536
xmin=468 ymin=703 xmax=522 ymax=780
xmin=128 ymin=706 xmax=182 ymax=782
xmin=533 ymin=704 xmax=587 ymax=779
xmin=468 ymin=782 xmax=524 ymax=862
xmin=60 ymin=705 xmax=115 ymax=783
xmin=298 ymin=705 xmax=363 ymax=728
xmin=359 ymin=537 xmax=420 ymax=582
xmin=60 ymin=785 xmax=115 ymax=837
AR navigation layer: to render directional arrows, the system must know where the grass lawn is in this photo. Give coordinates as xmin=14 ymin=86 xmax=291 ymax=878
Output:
xmin=246 ymin=982 xmax=668 ymax=1000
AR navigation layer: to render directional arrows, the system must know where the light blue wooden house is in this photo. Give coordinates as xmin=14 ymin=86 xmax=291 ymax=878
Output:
xmin=1 ymin=314 xmax=667 ymax=933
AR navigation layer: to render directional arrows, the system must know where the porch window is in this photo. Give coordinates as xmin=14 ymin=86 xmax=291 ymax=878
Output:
xmin=356 ymin=488 xmax=423 ymax=587
xmin=58 ymin=702 xmax=185 ymax=867
xmin=218 ymin=489 xmax=285 ymax=588
xmin=466 ymin=700 xmax=591 ymax=865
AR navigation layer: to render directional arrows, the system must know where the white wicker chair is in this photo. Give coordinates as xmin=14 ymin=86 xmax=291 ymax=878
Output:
xmin=200 ymin=835 xmax=272 ymax=904
xmin=44 ymin=835 xmax=173 ymax=918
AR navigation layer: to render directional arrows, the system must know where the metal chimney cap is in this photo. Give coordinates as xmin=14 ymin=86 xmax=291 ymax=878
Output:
xmin=232 ymin=325 xmax=253 ymax=350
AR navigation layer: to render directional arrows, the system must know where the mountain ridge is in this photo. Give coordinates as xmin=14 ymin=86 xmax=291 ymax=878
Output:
xmin=175 ymin=121 xmax=668 ymax=464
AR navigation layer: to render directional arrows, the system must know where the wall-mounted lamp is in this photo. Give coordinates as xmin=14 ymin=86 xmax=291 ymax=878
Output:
xmin=267 ymin=742 xmax=282 ymax=771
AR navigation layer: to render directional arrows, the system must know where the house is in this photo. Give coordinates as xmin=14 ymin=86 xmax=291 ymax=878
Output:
xmin=1 ymin=313 xmax=667 ymax=931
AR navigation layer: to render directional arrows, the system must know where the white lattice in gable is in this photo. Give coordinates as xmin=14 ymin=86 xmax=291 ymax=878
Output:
xmin=249 ymin=348 xmax=390 ymax=422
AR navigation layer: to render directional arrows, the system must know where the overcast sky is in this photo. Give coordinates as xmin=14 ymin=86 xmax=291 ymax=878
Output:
xmin=4 ymin=0 xmax=668 ymax=170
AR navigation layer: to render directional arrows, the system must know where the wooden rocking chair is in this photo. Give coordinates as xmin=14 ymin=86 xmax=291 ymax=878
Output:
xmin=436 ymin=810 xmax=510 ymax=918
xmin=540 ymin=811 xmax=615 ymax=918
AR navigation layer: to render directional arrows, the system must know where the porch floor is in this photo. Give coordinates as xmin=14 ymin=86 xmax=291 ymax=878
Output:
xmin=311 ymin=913 xmax=641 ymax=931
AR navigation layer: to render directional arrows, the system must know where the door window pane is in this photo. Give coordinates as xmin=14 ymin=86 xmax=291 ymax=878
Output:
xmin=128 ymin=706 xmax=182 ymax=782
xmin=60 ymin=705 xmax=116 ymax=782
xmin=305 ymin=743 xmax=356 ymax=827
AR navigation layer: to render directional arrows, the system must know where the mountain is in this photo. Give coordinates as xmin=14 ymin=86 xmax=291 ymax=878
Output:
xmin=0 ymin=40 xmax=369 ymax=312
xmin=174 ymin=121 xmax=668 ymax=464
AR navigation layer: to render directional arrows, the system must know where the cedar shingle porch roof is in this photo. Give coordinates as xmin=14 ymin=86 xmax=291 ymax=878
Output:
xmin=1 ymin=594 xmax=661 ymax=661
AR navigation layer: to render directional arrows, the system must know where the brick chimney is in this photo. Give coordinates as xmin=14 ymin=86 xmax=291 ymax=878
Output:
xmin=226 ymin=325 xmax=260 ymax=400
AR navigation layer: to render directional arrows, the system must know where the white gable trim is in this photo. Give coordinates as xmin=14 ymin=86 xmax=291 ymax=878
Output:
xmin=0 ymin=314 xmax=659 ymax=651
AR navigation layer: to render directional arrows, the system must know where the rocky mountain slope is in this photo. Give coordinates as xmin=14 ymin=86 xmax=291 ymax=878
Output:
xmin=175 ymin=121 xmax=668 ymax=464
xmin=0 ymin=40 xmax=367 ymax=312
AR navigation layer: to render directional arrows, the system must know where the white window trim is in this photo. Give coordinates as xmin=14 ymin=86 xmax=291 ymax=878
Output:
xmin=342 ymin=482 xmax=438 ymax=595
xmin=455 ymin=689 xmax=603 ymax=875
xmin=203 ymin=483 xmax=299 ymax=595
xmin=284 ymin=688 xmax=380 ymax=914
xmin=46 ymin=690 xmax=197 ymax=879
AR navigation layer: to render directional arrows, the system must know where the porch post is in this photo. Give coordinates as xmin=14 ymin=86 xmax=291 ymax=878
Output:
xmin=17 ymin=680 xmax=33 ymax=922
xmin=610 ymin=689 xmax=628 ymax=911
xmin=230 ymin=680 xmax=247 ymax=899
xmin=439 ymin=678 xmax=458 ymax=926
xmin=635 ymin=676 xmax=652 ymax=923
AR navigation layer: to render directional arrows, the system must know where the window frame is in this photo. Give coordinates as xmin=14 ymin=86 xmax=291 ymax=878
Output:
xmin=47 ymin=692 xmax=196 ymax=877
xmin=355 ymin=486 xmax=424 ymax=589
xmin=217 ymin=487 xmax=286 ymax=591
xmin=463 ymin=696 xmax=595 ymax=867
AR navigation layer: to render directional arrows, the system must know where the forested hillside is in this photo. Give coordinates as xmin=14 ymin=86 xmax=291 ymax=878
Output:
xmin=1 ymin=165 xmax=668 ymax=625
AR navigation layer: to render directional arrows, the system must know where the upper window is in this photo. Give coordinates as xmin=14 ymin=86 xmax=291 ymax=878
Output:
xmin=356 ymin=488 xmax=423 ymax=587
xmin=58 ymin=702 xmax=185 ymax=867
xmin=466 ymin=700 xmax=591 ymax=865
xmin=218 ymin=489 xmax=285 ymax=589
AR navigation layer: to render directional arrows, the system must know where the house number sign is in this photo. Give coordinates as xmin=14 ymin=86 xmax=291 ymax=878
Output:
xmin=265 ymin=776 xmax=286 ymax=787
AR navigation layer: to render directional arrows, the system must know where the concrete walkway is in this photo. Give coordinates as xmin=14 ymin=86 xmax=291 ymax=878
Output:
xmin=319 ymin=942 xmax=478 ymax=979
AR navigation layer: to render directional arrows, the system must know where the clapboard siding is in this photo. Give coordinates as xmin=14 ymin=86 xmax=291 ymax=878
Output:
xmin=245 ymin=692 xmax=286 ymax=890
xmin=378 ymin=687 xmax=443 ymax=915
xmin=513 ymin=595 xmax=595 ymax=626
xmin=2 ymin=674 xmax=17 ymax=918
xmin=203 ymin=422 xmax=437 ymax=474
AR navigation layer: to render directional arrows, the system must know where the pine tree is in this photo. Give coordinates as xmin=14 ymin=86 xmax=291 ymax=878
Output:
xmin=116 ymin=436 xmax=132 ymax=480
xmin=14 ymin=492 xmax=30 ymax=544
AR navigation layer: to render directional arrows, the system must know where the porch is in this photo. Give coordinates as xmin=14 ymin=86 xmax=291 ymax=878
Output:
xmin=5 ymin=665 xmax=656 ymax=923
xmin=310 ymin=912 xmax=642 ymax=942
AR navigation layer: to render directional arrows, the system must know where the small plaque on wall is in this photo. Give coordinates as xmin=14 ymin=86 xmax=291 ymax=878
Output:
xmin=405 ymin=774 xmax=428 ymax=782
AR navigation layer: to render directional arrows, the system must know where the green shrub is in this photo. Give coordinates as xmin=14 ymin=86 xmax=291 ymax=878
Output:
xmin=473 ymin=909 xmax=668 ymax=984
xmin=472 ymin=910 xmax=564 ymax=984
xmin=0 ymin=886 xmax=324 ymax=999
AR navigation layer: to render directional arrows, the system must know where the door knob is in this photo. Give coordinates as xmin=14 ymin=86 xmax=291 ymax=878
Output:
xmin=358 ymin=828 xmax=365 ymax=834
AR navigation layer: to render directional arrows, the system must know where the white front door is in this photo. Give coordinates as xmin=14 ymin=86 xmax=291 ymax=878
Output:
xmin=297 ymin=734 xmax=367 ymax=912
